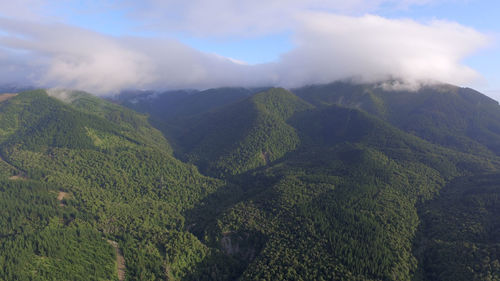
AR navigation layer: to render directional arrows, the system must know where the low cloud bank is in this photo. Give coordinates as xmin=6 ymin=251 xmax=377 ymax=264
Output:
xmin=272 ymin=14 xmax=489 ymax=88
xmin=0 ymin=14 xmax=490 ymax=95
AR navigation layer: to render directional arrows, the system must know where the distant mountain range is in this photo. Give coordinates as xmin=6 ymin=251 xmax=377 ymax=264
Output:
xmin=0 ymin=81 xmax=499 ymax=280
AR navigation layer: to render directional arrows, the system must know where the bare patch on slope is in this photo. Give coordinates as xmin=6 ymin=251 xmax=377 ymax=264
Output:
xmin=0 ymin=93 xmax=17 ymax=102
xmin=107 ymin=240 xmax=126 ymax=281
xmin=57 ymin=191 xmax=70 ymax=206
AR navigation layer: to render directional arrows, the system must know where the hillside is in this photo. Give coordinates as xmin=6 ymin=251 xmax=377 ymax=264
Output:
xmin=160 ymin=88 xmax=313 ymax=176
xmin=118 ymin=87 xmax=263 ymax=121
xmin=0 ymin=90 xmax=233 ymax=280
xmin=185 ymin=96 xmax=498 ymax=280
xmin=1 ymin=84 xmax=500 ymax=280
xmin=293 ymin=81 xmax=500 ymax=156
xmin=415 ymin=173 xmax=500 ymax=281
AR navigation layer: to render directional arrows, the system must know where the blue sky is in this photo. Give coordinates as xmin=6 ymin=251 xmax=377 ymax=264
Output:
xmin=58 ymin=1 xmax=500 ymax=64
xmin=0 ymin=0 xmax=498 ymax=98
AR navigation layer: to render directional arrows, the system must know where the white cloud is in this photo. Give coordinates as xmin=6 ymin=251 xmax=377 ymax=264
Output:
xmin=0 ymin=18 xmax=273 ymax=94
xmin=0 ymin=18 xmax=153 ymax=93
xmin=272 ymin=13 xmax=489 ymax=88
xmin=0 ymin=7 xmax=490 ymax=95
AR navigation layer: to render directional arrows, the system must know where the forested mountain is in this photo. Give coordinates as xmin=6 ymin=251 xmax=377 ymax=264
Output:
xmin=118 ymin=87 xmax=265 ymax=122
xmin=0 ymin=91 xmax=228 ymax=280
xmin=168 ymin=88 xmax=313 ymax=176
xmin=293 ymin=81 xmax=500 ymax=156
xmin=1 ymin=83 xmax=500 ymax=280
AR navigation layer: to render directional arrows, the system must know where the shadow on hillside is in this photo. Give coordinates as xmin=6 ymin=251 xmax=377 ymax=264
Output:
xmin=184 ymin=169 xmax=280 ymax=240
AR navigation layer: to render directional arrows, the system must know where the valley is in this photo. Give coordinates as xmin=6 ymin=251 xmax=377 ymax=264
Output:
xmin=0 ymin=83 xmax=499 ymax=280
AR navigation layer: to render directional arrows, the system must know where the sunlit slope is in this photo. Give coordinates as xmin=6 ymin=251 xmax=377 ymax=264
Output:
xmin=171 ymin=88 xmax=313 ymax=176
xmin=0 ymin=90 xmax=229 ymax=280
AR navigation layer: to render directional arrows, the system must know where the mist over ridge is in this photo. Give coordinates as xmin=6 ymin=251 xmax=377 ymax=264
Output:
xmin=0 ymin=12 xmax=490 ymax=95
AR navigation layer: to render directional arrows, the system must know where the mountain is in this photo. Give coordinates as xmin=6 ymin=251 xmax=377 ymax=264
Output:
xmin=0 ymin=90 xmax=234 ymax=280
xmin=293 ymin=81 xmax=500 ymax=156
xmin=415 ymin=173 xmax=500 ymax=281
xmin=170 ymin=88 xmax=313 ymax=176
xmin=117 ymin=87 xmax=265 ymax=121
xmin=184 ymin=90 xmax=498 ymax=280
xmin=1 ymin=83 xmax=500 ymax=281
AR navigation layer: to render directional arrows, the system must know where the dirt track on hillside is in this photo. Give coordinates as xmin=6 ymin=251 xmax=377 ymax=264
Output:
xmin=107 ymin=240 xmax=126 ymax=281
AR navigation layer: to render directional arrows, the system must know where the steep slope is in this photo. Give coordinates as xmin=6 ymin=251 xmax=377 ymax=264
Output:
xmin=118 ymin=87 xmax=263 ymax=121
xmin=171 ymin=88 xmax=313 ymax=176
xmin=415 ymin=173 xmax=500 ymax=281
xmin=186 ymin=99 xmax=499 ymax=280
xmin=51 ymin=89 xmax=173 ymax=152
xmin=116 ymin=83 xmax=500 ymax=279
xmin=293 ymin=81 xmax=500 ymax=156
xmin=0 ymin=90 xmax=237 ymax=281
xmin=2 ymin=84 xmax=500 ymax=281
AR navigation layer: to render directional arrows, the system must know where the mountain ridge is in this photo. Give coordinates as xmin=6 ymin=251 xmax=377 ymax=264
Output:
xmin=0 ymin=82 xmax=499 ymax=280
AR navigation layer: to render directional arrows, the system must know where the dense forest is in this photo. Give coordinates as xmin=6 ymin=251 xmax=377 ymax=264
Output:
xmin=0 ymin=83 xmax=499 ymax=280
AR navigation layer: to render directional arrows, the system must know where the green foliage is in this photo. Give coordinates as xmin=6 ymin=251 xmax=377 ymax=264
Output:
xmin=0 ymin=180 xmax=116 ymax=281
xmin=202 ymin=144 xmax=439 ymax=280
xmin=0 ymin=90 xmax=224 ymax=281
xmin=168 ymin=88 xmax=312 ymax=176
xmin=1 ymin=84 xmax=500 ymax=281
xmin=181 ymin=87 xmax=499 ymax=280
xmin=67 ymin=90 xmax=172 ymax=153
xmin=293 ymin=82 xmax=500 ymax=157
xmin=415 ymin=174 xmax=500 ymax=281
xmin=119 ymin=88 xmax=258 ymax=122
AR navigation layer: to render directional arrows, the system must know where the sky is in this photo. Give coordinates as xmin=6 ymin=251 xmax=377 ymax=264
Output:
xmin=0 ymin=0 xmax=498 ymax=99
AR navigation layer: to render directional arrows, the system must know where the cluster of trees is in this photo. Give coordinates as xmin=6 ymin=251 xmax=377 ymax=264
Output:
xmin=0 ymin=180 xmax=116 ymax=281
xmin=165 ymin=88 xmax=313 ymax=176
xmin=177 ymin=88 xmax=498 ymax=280
xmin=0 ymin=86 xmax=499 ymax=280
xmin=0 ymin=91 xmax=226 ymax=280
xmin=415 ymin=174 xmax=500 ymax=281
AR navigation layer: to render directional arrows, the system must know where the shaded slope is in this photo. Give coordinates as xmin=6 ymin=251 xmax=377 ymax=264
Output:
xmin=118 ymin=87 xmax=262 ymax=121
xmin=293 ymin=82 xmax=500 ymax=156
xmin=186 ymin=101 xmax=499 ymax=281
xmin=415 ymin=173 xmax=500 ymax=281
xmin=290 ymin=104 xmax=497 ymax=177
xmin=2 ymin=84 xmax=500 ymax=281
